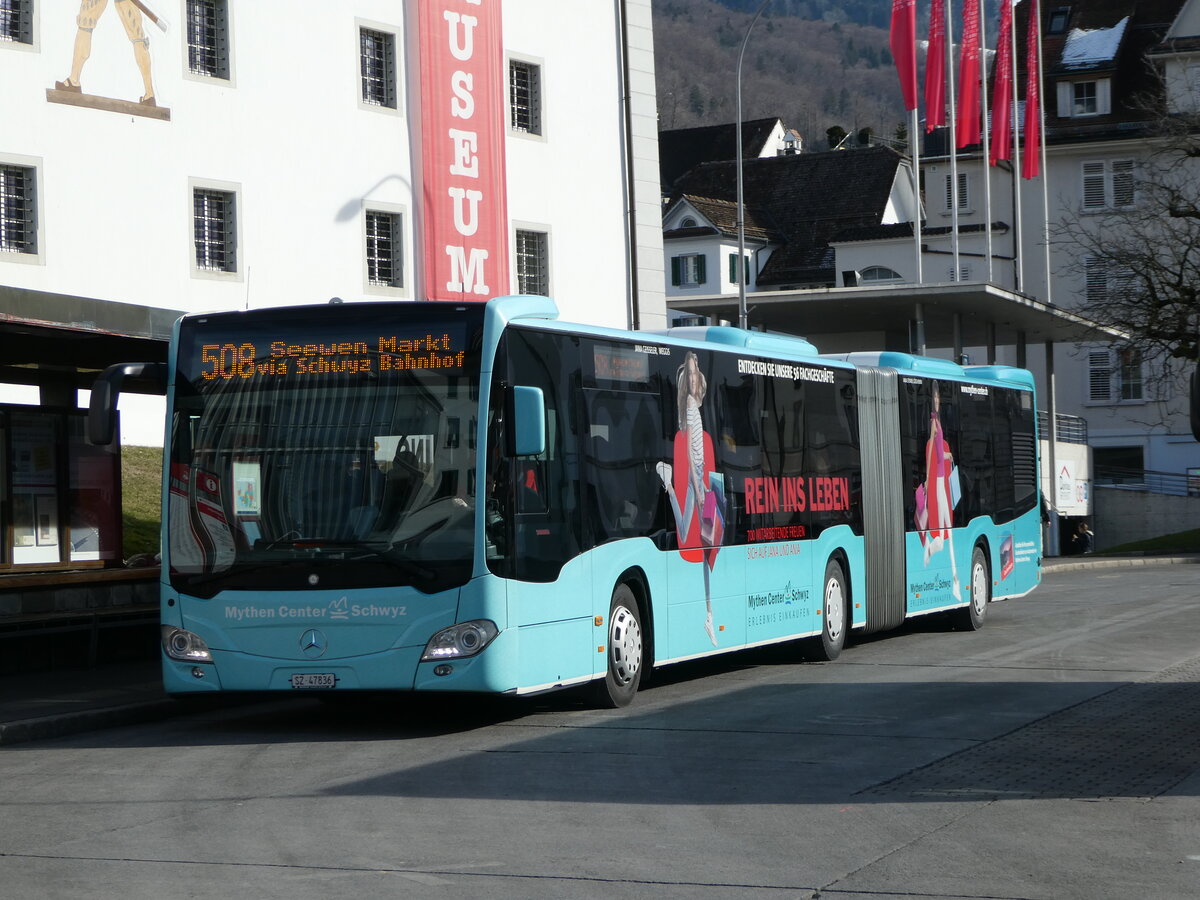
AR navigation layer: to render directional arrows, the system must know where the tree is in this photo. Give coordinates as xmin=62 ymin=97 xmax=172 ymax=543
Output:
xmin=1053 ymin=99 xmax=1200 ymax=391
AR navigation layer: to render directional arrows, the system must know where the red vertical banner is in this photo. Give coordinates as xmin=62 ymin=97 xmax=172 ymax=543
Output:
xmin=955 ymin=0 xmax=981 ymax=148
xmin=417 ymin=0 xmax=510 ymax=301
xmin=925 ymin=0 xmax=946 ymax=131
xmin=890 ymin=0 xmax=918 ymax=111
xmin=990 ymin=0 xmax=1014 ymax=164
xmin=1022 ymin=1 xmax=1042 ymax=179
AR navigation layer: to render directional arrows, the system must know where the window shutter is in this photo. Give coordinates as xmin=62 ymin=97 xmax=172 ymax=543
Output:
xmin=1082 ymin=162 xmax=1106 ymax=209
xmin=1112 ymin=160 xmax=1134 ymax=207
xmin=1084 ymin=256 xmax=1108 ymax=303
xmin=671 ymin=256 xmax=681 ymax=286
xmin=1097 ymin=79 xmax=1112 ymax=115
xmin=1057 ymin=81 xmax=1072 ymax=117
xmin=695 ymin=254 xmax=707 ymax=285
xmin=729 ymin=254 xmax=737 ymax=284
xmin=1088 ymin=350 xmax=1112 ymax=402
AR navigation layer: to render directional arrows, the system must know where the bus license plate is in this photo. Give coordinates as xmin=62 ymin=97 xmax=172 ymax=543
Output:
xmin=290 ymin=673 xmax=336 ymax=690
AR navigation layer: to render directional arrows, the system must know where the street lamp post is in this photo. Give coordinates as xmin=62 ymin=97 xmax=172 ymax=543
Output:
xmin=736 ymin=0 xmax=772 ymax=331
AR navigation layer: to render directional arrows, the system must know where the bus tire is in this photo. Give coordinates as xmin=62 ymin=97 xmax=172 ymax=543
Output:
xmin=955 ymin=545 xmax=990 ymax=631
xmin=592 ymin=583 xmax=644 ymax=709
xmin=813 ymin=558 xmax=847 ymax=661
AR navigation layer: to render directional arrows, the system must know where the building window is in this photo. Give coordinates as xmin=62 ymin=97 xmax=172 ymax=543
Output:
xmin=1087 ymin=348 xmax=1143 ymax=403
xmin=0 ymin=163 xmax=36 ymax=255
xmin=671 ymin=253 xmax=707 ymax=287
xmin=360 ymin=27 xmax=396 ymax=109
xmin=365 ymin=210 xmax=403 ymax=288
xmin=1048 ymin=7 xmax=1070 ymax=34
xmin=729 ymin=253 xmax=752 ymax=285
xmin=515 ymin=229 xmax=549 ymax=295
xmin=859 ymin=266 xmax=902 ymax=283
xmin=193 ymin=187 xmax=237 ymax=273
xmin=1073 ymin=81 xmax=1097 ymax=116
xmin=510 ymin=60 xmax=542 ymax=135
xmin=1 ymin=0 xmax=32 ymax=44
xmin=1058 ymin=78 xmax=1111 ymax=118
xmin=186 ymin=1 xmax=230 ymax=78
xmin=944 ymin=172 xmax=969 ymax=211
xmin=1082 ymin=160 xmax=1134 ymax=210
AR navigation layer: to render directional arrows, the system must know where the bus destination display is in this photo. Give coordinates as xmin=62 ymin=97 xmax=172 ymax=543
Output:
xmin=197 ymin=330 xmax=467 ymax=381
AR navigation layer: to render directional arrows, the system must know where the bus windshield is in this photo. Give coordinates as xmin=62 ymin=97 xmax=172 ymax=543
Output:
xmin=167 ymin=304 xmax=484 ymax=598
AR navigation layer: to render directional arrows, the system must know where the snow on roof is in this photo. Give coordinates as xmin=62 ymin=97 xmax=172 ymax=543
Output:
xmin=1061 ymin=16 xmax=1129 ymax=69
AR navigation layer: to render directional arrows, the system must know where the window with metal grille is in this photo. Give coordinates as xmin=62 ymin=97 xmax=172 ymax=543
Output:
xmin=359 ymin=27 xmax=396 ymax=108
xmin=509 ymin=60 xmax=542 ymax=135
xmin=193 ymin=188 xmax=237 ymax=273
xmin=366 ymin=210 xmax=403 ymax=287
xmin=515 ymin=229 xmax=549 ymax=295
xmin=1 ymin=0 xmax=32 ymax=44
xmin=186 ymin=0 xmax=230 ymax=79
xmin=0 ymin=164 xmax=36 ymax=254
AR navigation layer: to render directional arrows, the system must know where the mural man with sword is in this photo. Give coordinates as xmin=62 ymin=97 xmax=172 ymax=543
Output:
xmin=54 ymin=0 xmax=169 ymax=107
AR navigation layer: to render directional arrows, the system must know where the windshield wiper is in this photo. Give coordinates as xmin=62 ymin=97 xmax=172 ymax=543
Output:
xmin=259 ymin=538 xmax=437 ymax=582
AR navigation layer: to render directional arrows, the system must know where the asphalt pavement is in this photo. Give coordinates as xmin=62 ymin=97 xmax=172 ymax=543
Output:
xmin=1 ymin=552 xmax=1196 ymax=747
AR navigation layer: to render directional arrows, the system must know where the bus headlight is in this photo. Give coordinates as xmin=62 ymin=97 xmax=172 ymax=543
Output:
xmin=421 ymin=620 xmax=498 ymax=661
xmin=162 ymin=626 xmax=213 ymax=663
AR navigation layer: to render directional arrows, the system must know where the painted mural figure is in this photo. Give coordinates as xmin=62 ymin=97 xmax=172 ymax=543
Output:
xmin=914 ymin=384 xmax=962 ymax=600
xmin=657 ymin=351 xmax=726 ymax=647
xmin=55 ymin=0 xmax=157 ymax=106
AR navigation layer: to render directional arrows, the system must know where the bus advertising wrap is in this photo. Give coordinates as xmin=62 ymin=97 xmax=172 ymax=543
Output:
xmin=417 ymin=0 xmax=510 ymax=302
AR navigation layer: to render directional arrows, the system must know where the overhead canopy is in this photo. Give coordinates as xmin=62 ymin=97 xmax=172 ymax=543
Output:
xmin=667 ymin=282 xmax=1127 ymax=351
xmin=0 ymin=286 xmax=179 ymax=393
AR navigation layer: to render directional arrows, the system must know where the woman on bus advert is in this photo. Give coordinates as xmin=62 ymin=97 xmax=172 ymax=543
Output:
xmin=914 ymin=383 xmax=962 ymax=601
xmin=657 ymin=351 xmax=726 ymax=647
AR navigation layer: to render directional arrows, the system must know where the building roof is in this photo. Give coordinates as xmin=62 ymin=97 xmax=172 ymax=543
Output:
xmin=658 ymin=117 xmax=783 ymax=191
xmin=666 ymin=146 xmax=906 ymax=287
xmin=1028 ymin=0 xmax=1187 ymax=144
xmin=663 ymin=194 xmax=779 ymax=243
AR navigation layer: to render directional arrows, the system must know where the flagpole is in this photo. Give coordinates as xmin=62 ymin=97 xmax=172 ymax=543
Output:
xmin=946 ymin=0 xmax=960 ymax=281
xmin=736 ymin=0 xmax=772 ymax=330
xmin=913 ymin=108 xmax=923 ymax=283
xmin=979 ymin=0 xmax=993 ymax=283
xmin=1011 ymin=0 xmax=1023 ymax=292
xmin=1036 ymin=0 xmax=1051 ymax=304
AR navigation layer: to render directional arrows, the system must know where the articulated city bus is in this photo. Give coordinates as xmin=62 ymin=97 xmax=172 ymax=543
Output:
xmin=90 ymin=296 xmax=1042 ymax=707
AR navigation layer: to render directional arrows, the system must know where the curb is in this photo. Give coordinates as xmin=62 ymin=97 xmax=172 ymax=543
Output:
xmin=0 ymin=698 xmax=180 ymax=747
xmin=1043 ymin=555 xmax=1200 ymax=574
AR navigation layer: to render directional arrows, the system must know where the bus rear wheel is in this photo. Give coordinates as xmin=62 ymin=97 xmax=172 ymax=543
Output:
xmin=954 ymin=545 xmax=990 ymax=631
xmin=812 ymin=558 xmax=847 ymax=661
xmin=592 ymin=583 xmax=644 ymax=709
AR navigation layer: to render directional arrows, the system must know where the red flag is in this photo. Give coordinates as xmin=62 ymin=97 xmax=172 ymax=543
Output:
xmin=1022 ymin=1 xmax=1042 ymax=178
xmin=925 ymin=0 xmax=946 ymax=131
xmin=956 ymin=0 xmax=981 ymax=148
xmin=890 ymin=0 xmax=918 ymax=111
xmin=990 ymin=0 xmax=1014 ymax=163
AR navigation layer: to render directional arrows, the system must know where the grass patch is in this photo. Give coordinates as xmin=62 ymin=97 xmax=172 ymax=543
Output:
xmin=1101 ymin=528 xmax=1200 ymax=555
xmin=121 ymin=445 xmax=163 ymax=559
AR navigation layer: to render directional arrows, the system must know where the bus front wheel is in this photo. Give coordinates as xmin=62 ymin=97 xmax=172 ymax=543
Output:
xmin=592 ymin=584 xmax=644 ymax=709
xmin=954 ymin=546 xmax=990 ymax=631
xmin=813 ymin=558 xmax=847 ymax=662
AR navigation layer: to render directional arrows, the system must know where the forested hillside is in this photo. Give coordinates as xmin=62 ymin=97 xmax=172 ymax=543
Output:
xmin=652 ymin=0 xmax=999 ymax=146
xmin=653 ymin=0 xmax=907 ymax=144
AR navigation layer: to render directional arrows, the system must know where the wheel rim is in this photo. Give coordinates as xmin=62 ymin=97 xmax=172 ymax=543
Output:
xmin=609 ymin=605 xmax=643 ymax=685
xmin=824 ymin=576 xmax=845 ymax=641
xmin=971 ymin=559 xmax=988 ymax=616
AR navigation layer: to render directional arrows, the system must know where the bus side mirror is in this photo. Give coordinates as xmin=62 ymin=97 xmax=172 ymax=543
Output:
xmin=87 ymin=362 xmax=168 ymax=446
xmin=511 ymin=385 xmax=546 ymax=457
xmin=1192 ymin=365 xmax=1200 ymax=442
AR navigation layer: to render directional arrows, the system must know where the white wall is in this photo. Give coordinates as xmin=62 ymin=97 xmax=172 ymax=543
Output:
xmin=1 ymin=1 xmax=662 ymax=328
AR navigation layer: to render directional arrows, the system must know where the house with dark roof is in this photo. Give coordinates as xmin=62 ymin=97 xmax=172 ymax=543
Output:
xmin=662 ymin=145 xmax=918 ymax=299
xmin=658 ymin=117 xmax=795 ymax=192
